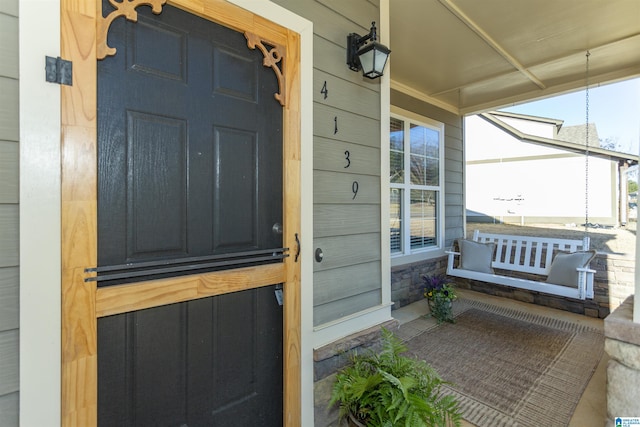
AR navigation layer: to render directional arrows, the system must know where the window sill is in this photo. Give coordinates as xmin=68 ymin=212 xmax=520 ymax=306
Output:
xmin=391 ymin=248 xmax=447 ymax=267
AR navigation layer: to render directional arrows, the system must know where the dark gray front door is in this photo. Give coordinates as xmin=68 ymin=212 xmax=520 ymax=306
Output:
xmin=96 ymin=3 xmax=283 ymax=425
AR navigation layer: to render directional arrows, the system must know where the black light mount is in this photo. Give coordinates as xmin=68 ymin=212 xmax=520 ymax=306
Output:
xmin=347 ymin=21 xmax=391 ymax=79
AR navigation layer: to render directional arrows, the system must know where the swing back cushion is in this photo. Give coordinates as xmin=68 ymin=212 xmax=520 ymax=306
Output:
xmin=458 ymin=239 xmax=495 ymax=274
xmin=546 ymin=250 xmax=596 ymax=287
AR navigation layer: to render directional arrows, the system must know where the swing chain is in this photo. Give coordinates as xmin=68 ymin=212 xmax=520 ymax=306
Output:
xmin=584 ymin=51 xmax=590 ymax=234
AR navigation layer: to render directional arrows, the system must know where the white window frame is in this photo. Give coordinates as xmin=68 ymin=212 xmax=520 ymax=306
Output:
xmin=390 ymin=106 xmax=445 ymax=266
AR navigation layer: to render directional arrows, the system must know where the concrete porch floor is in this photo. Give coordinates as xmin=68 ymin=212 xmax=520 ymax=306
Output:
xmin=392 ymin=289 xmax=608 ymax=427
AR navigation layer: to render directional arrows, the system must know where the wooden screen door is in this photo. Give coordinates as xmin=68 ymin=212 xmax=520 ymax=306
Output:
xmin=60 ymin=1 xmax=301 ymax=426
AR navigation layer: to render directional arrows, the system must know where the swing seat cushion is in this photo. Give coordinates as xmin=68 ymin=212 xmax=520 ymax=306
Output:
xmin=546 ymin=250 xmax=597 ymax=287
xmin=459 ymin=239 xmax=496 ymax=274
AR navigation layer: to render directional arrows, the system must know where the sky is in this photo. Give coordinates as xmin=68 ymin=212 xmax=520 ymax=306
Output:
xmin=500 ymin=77 xmax=640 ymax=155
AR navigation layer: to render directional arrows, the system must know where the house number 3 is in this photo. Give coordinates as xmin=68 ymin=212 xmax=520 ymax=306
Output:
xmin=344 ymin=150 xmax=351 ymax=168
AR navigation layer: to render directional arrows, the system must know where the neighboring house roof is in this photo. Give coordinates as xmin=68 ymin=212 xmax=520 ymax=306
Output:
xmin=557 ymin=123 xmax=600 ymax=148
xmin=480 ymin=111 xmax=639 ymax=165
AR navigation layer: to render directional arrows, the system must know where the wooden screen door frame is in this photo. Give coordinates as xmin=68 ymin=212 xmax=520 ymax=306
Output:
xmin=60 ymin=1 xmax=301 ymax=425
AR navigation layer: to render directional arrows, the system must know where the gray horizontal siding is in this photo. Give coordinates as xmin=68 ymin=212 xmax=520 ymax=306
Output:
xmin=0 ymin=205 xmax=18 ymax=268
xmin=0 ymin=77 xmax=19 ymax=142
xmin=314 ymin=289 xmax=380 ymax=326
xmin=313 ymin=233 xmax=380 ymax=272
xmin=0 ymin=268 xmax=18 ymax=332
xmin=314 ymin=204 xmax=380 ymax=238
xmin=0 ymin=330 xmax=18 ymax=396
xmin=313 ymin=35 xmax=381 ymax=90
xmin=0 ymin=392 xmax=18 ymax=427
xmin=314 ymin=170 xmax=380 ymax=204
xmin=314 ymin=71 xmax=379 ymax=119
xmin=1 ymin=7 xmax=19 ymax=424
xmin=314 ymin=262 xmax=381 ymax=305
xmin=314 ymin=137 xmax=380 ymax=175
xmin=273 ymin=0 xmax=374 ymax=50
xmin=0 ymin=141 xmax=18 ymax=203
xmin=273 ymin=0 xmax=383 ymax=327
xmin=316 ymin=0 xmax=378 ymax=29
xmin=0 ymin=14 xmax=18 ymax=79
xmin=0 ymin=1 xmax=18 ymax=17
xmin=314 ymin=103 xmax=380 ymax=148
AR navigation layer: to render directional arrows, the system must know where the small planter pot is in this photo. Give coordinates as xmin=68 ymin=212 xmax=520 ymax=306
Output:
xmin=427 ymin=298 xmax=454 ymax=323
xmin=347 ymin=412 xmax=367 ymax=427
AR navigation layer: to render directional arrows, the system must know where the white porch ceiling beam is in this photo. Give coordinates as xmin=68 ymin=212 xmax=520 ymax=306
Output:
xmin=438 ymin=0 xmax=546 ymax=90
xmin=428 ymin=26 xmax=640 ymax=101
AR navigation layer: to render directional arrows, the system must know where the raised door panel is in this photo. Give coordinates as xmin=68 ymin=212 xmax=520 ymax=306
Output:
xmin=98 ymin=286 xmax=283 ymax=426
xmin=98 ymin=3 xmax=282 ymax=280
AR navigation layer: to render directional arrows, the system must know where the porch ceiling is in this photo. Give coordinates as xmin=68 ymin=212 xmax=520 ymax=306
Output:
xmin=389 ymin=0 xmax=640 ymax=115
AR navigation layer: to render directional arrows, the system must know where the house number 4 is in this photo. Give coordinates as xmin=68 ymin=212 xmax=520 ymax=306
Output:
xmin=321 ymin=81 xmax=328 ymax=99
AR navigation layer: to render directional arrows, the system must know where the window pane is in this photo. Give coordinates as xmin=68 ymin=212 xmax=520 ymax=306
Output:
xmin=409 ymin=189 xmax=437 ymax=249
xmin=409 ymin=124 xmax=426 ymax=156
xmin=390 ymin=118 xmax=404 ymax=151
xmin=390 ymin=118 xmax=404 ymax=183
xmin=390 ymin=151 xmax=404 ymax=183
xmin=410 ymin=155 xmax=439 ymax=186
xmin=409 ymin=124 xmax=440 ymax=186
xmin=410 ymin=124 xmax=439 ymax=157
xmin=390 ymin=188 xmax=402 ymax=253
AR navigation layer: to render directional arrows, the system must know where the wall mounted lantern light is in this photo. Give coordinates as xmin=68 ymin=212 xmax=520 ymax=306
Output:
xmin=347 ymin=21 xmax=391 ymax=79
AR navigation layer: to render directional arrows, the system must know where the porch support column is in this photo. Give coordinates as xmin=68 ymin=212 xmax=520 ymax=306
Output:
xmin=634 ymin=160 xmax=640 ymax=324
xmin=619 ymin=161 xmax=628 ymax=226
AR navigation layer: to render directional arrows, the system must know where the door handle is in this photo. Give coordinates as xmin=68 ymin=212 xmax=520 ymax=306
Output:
xmin=295 ymin=233 xmax=300 ymax=262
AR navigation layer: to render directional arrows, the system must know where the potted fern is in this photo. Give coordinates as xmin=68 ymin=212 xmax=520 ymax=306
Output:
xmin=329 ymin=328 xmax=461 ymax=427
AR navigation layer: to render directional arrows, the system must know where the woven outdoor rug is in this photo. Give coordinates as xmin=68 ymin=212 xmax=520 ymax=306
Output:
xmin=397 ymin=299 xmax=604 ymax=427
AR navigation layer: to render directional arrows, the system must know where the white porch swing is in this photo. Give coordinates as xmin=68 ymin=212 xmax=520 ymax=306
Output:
xmin=447 ymin=52 xmax=597 ymax=300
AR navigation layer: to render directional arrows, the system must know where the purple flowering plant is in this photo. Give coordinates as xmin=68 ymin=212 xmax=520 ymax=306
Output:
xmin=422 ymin=274 xmax=457 ymax=303
xmin=423 ymin=274 xmax=457 ymax=323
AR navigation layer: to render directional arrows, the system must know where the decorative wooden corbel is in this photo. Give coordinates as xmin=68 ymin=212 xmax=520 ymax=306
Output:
xmin=97 ymin=0 xmax=167 ymax=60
xmin=244 ymin=32 xmax=286 ymax=107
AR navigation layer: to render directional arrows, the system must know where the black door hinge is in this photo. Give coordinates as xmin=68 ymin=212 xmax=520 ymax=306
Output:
xmin=45 ymin=56 xmax=72 ymax=86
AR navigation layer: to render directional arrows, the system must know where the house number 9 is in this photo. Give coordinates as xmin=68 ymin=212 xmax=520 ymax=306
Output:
xmin=352 ymin=181 xmax=359 ymax=199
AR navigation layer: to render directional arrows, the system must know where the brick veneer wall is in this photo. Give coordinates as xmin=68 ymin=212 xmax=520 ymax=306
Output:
xmin=391 ymin=256 xmax=450 ymax=309
xmin=391 ymin=253 xmax=634 ymax=318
